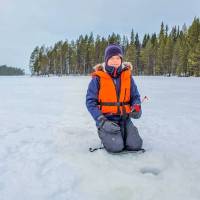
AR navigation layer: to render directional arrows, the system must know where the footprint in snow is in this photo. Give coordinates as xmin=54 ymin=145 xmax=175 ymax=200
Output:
xmin=140 ymin=167 xmax=161 ymax=176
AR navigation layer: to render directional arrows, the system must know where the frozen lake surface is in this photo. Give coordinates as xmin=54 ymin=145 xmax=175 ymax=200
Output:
xmin=0 ymin=75 xmax=200 ymax=200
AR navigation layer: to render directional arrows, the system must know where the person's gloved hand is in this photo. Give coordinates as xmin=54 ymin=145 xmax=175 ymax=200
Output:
xmin=129 ymin=104 xmax=142 ymax=119
xmin=97 ymin=115 xmax=120 ymax=134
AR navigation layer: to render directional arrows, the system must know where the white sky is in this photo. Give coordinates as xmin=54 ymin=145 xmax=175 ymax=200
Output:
xmin=0 ymin=0 xmax=199 ymax=73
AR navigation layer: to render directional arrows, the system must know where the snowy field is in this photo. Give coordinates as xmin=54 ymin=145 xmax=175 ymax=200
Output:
xmin=0 ymin=75 xmax=200 ymax=200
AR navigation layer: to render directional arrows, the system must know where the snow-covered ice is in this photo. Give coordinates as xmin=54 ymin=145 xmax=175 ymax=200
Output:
xmin=0 ymin=75 xmax=200 ymax=200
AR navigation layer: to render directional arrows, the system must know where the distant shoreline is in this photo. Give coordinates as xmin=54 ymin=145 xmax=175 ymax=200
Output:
xmin=0 ymin=65 xmax=25 ymax=76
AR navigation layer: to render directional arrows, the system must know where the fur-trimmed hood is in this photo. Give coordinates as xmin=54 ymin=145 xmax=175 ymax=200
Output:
xmin=93 ymin=62 xmax=133 ymax=72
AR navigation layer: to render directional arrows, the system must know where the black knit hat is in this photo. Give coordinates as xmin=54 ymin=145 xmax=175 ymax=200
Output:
xmin=104 ymin=44 xmax=123 ymax=64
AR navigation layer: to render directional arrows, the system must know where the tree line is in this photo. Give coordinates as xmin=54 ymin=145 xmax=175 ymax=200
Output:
xmin=0 ymin=65 xmax=25 ymax=76
xmin=29 ymin=17 xmax=200 ymax=77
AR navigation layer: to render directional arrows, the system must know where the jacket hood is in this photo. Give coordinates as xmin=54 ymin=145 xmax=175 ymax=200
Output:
xmin=93 ymin=62 xmax=133 ymax=72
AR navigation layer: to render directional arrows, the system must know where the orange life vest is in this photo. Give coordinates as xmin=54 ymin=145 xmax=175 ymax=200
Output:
xmin=92 ymin=68 xmax=132 ymax=115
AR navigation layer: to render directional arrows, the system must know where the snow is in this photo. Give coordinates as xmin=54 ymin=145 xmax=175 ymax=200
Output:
xmin=0 ymin=75 xmax=200 ymax=200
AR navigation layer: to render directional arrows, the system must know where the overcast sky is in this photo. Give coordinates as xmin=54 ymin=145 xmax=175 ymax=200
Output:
xmin=0 ymin=0 xmax=199 ymax=73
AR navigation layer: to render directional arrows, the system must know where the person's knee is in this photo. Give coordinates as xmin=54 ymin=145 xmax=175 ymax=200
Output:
xmin=125 ymin=120 xmax=143 ymax=150
xmin=139 ymin=137 xmax=143 ymax=148
xmin=105 ymin=142 xmax=124 ymax=153
xmin=98 ymin=128 xmax=124 ymax=153
xmin=103 ymin=134 xmax=124 ymax=153
xmin=133 ymin=137 xmax=143 ymax=149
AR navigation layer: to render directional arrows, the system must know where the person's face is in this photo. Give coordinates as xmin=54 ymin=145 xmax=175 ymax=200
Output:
xmin=107 ymin=55 xmax=122 ymax=68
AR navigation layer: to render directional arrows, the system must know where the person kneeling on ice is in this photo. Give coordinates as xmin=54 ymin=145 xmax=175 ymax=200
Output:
xmin=86 ymin=44 xmax=143 ymax=153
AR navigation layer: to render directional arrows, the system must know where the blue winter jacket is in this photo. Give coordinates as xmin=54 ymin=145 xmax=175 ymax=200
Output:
xmin=86 ymin=63 xmax=141 ymax=126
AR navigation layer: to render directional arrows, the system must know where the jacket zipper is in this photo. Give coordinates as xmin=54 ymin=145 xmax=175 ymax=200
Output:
xmin=110 ymin=77 xmax=120 ymax=114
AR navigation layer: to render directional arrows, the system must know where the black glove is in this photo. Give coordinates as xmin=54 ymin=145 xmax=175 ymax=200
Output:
xmin=97 ymin=115 xmax=120 ymax=134
xmin=129 ymin=104 xmax=142 ymax=119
